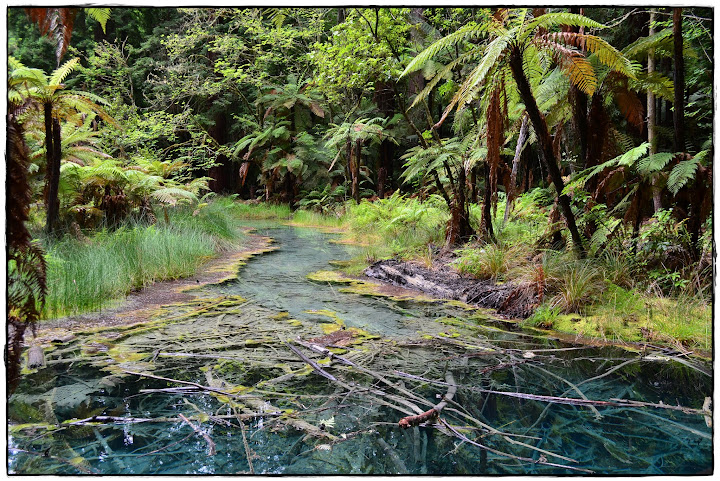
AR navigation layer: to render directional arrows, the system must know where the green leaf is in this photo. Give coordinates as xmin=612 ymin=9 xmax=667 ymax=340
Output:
xmin=84 ymin=8 xmax=111 ymax=33
xmin=636 ymin=152 xmax=674 ymax=175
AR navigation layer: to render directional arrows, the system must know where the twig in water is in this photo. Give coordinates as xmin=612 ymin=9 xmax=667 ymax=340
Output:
xmin=178 ymin=413 xmax=216 ymax=456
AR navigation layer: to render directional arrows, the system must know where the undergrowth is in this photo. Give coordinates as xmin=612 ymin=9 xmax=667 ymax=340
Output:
xmin=40 ymin=198 xmax=253 ymax=319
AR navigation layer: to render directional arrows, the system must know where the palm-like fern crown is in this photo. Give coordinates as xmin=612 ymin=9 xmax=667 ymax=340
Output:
xmin=403 ymin=9 xmax=636 ymax=123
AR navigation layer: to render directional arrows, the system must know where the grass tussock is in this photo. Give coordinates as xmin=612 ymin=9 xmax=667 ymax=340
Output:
xmin=41 ymin=198 xmax=254 ymax=319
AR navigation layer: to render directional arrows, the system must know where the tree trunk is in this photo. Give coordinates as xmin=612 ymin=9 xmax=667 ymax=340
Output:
xmin=503 ymin=114 xmax=528 ymax=225
xmin=648 ymin=10 xmax=662 ymax=212
xmin=353 ymin=139 xmax=362 ymax=203
xmin=509 ymin=47 xmax=585 ymax=257
xmin=673 ymin=8 xmax=685 ymax=153
xmin=44 ymin=103 xmax=61 ymax=237
xmin=481 ymin=163 xmax=495 ymax=242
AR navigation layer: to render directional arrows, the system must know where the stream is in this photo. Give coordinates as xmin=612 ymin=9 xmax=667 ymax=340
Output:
xmin=8 ymin=224 xmax=713 ymax=475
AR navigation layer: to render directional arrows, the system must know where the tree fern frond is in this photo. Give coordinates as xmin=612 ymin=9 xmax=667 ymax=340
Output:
xmin=615 ymin=142 xmax=650 ymax=166
xmin=151 ymin=187 xmax=198 ymax=206
xmin=622 ymin=28 xmax=673 ymax=59
xmin=450 ymin=28 xmax=514 ymax=111
xmin=637 ymin=152 xmax=674 ymax=174
xmin=49 ymin=57 xmax=80 ymax=86
xmin=84 ymin=8 xmax=110 ymax=33
xmin=409 ymin=50 xmax=478 ymax=110
xmin=401 ymin=22 xmax=489 ymax=77
xmin=628 ymin=72 xmax=674 ymax=100
xmin=667 ymin=157 xmax=700 ymax=195
xmin=613 ymin=85 xmax=644 ymax=128
xmin=546 ymin=32 xmax=635 ymax=78
xmin=522 ymin=12 xmax=605 ymax=42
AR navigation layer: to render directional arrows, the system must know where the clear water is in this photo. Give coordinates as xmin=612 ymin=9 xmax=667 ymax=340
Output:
xmin=8 ymin=225 xmax=713 ymax=475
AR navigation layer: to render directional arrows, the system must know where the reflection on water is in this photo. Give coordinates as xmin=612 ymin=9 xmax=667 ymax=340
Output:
xmin=8 ymin=225 xmax=713 ymax=475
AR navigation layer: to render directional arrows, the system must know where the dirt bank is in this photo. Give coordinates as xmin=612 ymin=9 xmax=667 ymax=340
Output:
xmin=364 ymin=258 xmax=537 ymax=319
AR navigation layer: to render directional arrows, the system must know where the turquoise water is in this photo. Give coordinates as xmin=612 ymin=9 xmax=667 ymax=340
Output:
xmin=8 ymin=225 xmax=713 ymax=475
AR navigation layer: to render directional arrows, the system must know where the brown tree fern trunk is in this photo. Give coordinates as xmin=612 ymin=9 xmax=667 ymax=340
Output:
xmin=509 ymin=47 xmax=585 ymax=256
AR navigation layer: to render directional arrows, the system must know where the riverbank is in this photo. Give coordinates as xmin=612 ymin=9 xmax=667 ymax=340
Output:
xmin=34 ymin=196 xmax=711 ymax=355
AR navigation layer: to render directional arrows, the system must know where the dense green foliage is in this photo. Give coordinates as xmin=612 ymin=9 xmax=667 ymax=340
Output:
xmin=6 ymin=7 xmax=713 ymax=349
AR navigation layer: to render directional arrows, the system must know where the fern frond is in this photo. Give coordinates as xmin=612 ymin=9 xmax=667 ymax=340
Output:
xmin=448 ymin=28 xmax=515 ymax=112
xmin=615 ymin=142 xmax=650 ymax=166
xmin=667 ymin=157 xmax=700 ymax=195
xmin=522 ymin=12 xmax=605 ymax=42
xmin=613 ymin=85 xmax=644 ymax=128
xmin=637 ymin=152 xmax=674 ymax=175
xmin=49 ymin=57 xmax=80 ymax=86
xmin=547 ymin=32 xmax=635 ymax=78
xmin=151 ymin=187 xmax=198 ymax=206
xmin=409 ymin=49 xmax=478 ymax=110
xmin=401 ymin=22 xmax=489 ymax=77
xmin=628 ymin=72 xmax=674 ymax=101
xmin=84 ymin=8 xmax=110 ymax=33
xmin=622 ymin=28 xmax=673 ymax=59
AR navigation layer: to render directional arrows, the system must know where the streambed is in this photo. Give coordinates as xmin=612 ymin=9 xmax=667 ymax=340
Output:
xmin=8 ymin=225 xmax=713 ymax=475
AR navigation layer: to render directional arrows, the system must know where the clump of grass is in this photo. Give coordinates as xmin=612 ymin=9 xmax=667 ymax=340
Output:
xmin=224 ymin=199 xmax=292 ymax=219
xmin=600 ymin=250 xmax=634 ymax=288
xmin=453 ymin=242 xmax=527 ymax=281
xmin=647 ymin=294 xmax=712 ymax=351
xmin=523 ymin=303 xmax=561 ymax=329
xmin=41 ymin=197 xmax=251 ymax=319
xmin=290 ymin=209 xmax=346 ymax=229
xmin=42 ymin=224 xmax=216 ymax=318
xmin=550 ymin=260 xmax=605 ymax=314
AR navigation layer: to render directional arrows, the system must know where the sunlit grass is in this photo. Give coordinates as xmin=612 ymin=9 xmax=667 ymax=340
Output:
xmin=42 ymin=225 xmax=216 ymax=318
xmin=454 ymin=242 xmax=529 ymax=281
xmin=40 ymin=198 xmax=251 ymax=319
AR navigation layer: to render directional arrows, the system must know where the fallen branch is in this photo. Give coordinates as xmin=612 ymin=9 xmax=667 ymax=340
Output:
xmin=178 ymin=413 xmax=216 ymax=456
xmin=123 ymin=370 xmax=247 ymax=398
xmin=399 ymin=371 xmax=457 ymax=429
xmin=285 ymin=343 xmax=337 ymax=381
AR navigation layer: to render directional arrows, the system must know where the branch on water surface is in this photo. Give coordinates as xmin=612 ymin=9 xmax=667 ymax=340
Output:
xmin=392 ymin=370 xmax=710 ymax=417
xmin=398 ymin=370 xmax=457 ymax=429
xmin=179 ymin=413 xmax=216 ymax=456
xmin=123 ymin=370 xmax=253 ymax=398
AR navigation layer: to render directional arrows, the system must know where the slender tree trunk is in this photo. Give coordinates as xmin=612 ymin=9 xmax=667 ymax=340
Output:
xmin=353 ymin=139 xmax=362 ymax=203
xmin=648 ymin=10 xmax=662 ymax=212
xmin=44 ymin=103 xmax=61 ymax=236
xmin=673 ymin=8 xmax=685 ymax=153
xmin=503 ymin=114 xmax=528 ymax=225
xmin=509 ymin=47 xmax=585 ymax=257
xmin=482 ymin=163 xmax=495 ymax=242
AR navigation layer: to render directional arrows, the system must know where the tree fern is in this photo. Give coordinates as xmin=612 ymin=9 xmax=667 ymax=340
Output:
xmin=667 ymin=150 xmax=709 ymax=195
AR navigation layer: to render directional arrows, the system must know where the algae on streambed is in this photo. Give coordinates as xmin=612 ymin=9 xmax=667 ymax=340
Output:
xmin=9 ymin=225 xmax=713 ymax=475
